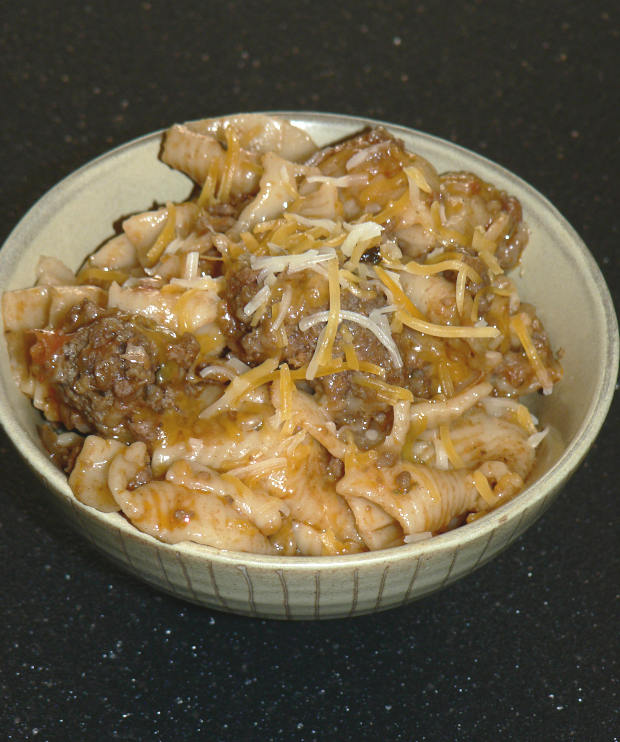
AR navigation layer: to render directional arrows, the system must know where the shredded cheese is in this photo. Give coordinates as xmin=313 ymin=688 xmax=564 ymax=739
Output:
xmin=472 ymin=470 xmax=498 ymax=508
xmin=242 ymin=284 xmax=271 ymax=318
xmin=199 ymin=357 xmax=279 ymax=419
xmin=396 ymin=309 xmax=500 ymax=339
xmin=403 ymin=164 xmax=433 ymax=194
xmin=299 ymin=308 xmax=403 ymax=370
xmin=216 ymin=128 xmax=240 ymax=203
xmin=340 ymin=221 xmax=383 ymax=258
xmin=430 ymin=201 xmax=469 ymax=245
xmin=251 ymin=247 xmax=336 ymax=279
xmin=516 ymin=404 xmax=538 ymax=435
xmin=345 ymin=142 xmax=386 ymax=170
xmin=278 ymin=362 xmax=294 ymax=432
xmin=354 ymin=374 xmax=413 ymax=403
xmin=306 ymin=257 xmax=341 ymax=379
xmin=198 ymin=161 xmax=219 ymax=208
xmin=455 ymin=268 xmax=467 ymax=316
xmin=400 ymin=258 xmax=482 ymax=285
xmin=374 ymin=265 xmax=425 ymax=319
xmin=437 ymin=360 xmax=455 ymax=398
xmin=306 ymin=174 xmax=356 ymax=187
xmin=286 ymin=213 xmax=339 ymax=233
xmin=271 ymin=285 xmax=293 ymax=331
xmin=183 ymin=251 xmax=200 ymax=281
xmin=439 ymin=424 xmax=464 ymax=468
xmin=510 ymin=313 xmax=553 ymax=394
xmin=343 ymin=341 xmax=360 ymax=371
xmin=472 ymin=226 xmax=502 ymax=275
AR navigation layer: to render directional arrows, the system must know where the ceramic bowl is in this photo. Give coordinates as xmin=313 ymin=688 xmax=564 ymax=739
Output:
xmin=0 ymin=112 xmax=617 ymax=619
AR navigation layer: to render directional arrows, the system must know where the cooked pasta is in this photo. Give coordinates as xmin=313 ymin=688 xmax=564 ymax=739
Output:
xmin=2 ymin=114 xmax=562 ymax=555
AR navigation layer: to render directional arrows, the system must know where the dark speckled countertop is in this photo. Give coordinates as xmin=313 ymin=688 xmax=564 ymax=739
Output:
xmin=1 ymin=2 xmax=618 ymax=740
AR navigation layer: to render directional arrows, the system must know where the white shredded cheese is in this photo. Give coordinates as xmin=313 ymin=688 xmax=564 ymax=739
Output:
xmin=404 ymin=531 xmax=433 ymax=544
xmin=162 ymin=237 xmax=184 ymax=256
xmin=299 ymin=307 xmax=403 ymax=369
xmin=345 ymin=142 xmax=386 ymax=171
xmin=242 ymin=284 xmax=271 ymax=318
xmin=199 ymin=365 xmax=238 ymax=380
xmin=183 ymin=251 xmax=200 ymax=280
xmin=433 ymin=437 xmax=450 ymax=470
xmin=527 ymin=427 xmax=549 ymax=448
xmin=169 ymin=276 xmax=224 ymax=290
xmin=286 ymin=213 xmax=339 ymax=232
xmin=226 ymin=356 xmax=252 ymax=374
xmin=340 ymin=221 xmax=383 ymax=257
xmin=306 ymin=174 xmax=356 ymax=187
xmin=251 ymin=247 xmax=337 ymax=280
xmin=272 ymin=285 xmax=293 ymax=330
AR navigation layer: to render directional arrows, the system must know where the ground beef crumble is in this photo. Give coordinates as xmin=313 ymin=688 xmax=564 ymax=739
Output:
xmin=35 ymin=300 xmax=202 ymax=445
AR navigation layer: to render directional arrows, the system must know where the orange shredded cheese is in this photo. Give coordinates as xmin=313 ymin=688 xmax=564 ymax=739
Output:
xmin=198 ymin=161 xmax=219 ymax=208
xmin=455 ymin=268 xmax=467 ymax=316
xmin=343 ymin=341 xmax=360 ymax=371
xmin=472 ymin=470 xmax=498 ymax=508
xmin=437 ymin=361 xmax=455 ymax=398
xmin=430 ymin=201 xmax=469 ymax=245
xmin=374 ymin=264 xmax=425 ymax=319
xmin=439 ymin=424 xmax=464 ymax=468
xmin=401 ymin=258 xmax=482 ymax=285
xmin=76 ymin=267 xmax=129 ymax=285
xmin=216 ymin=128 xmax=240 ymax=203
xmin=510 ymin=313 xmax=553 ymax=393
xmin=240 ymin=231 xmax=265 ymax=255
xmin=516 ymin=403 xmax=538 ymax=435
xmin=472 ymin=227 xmax=502 ymax=275
xmin=396 ymin=309 xmax=500 ymax=339
xmin=404 ymin=164 xmax=433 ymax=194
xmin=306 ymin=257 xmax=341 ymax=379
xmin=354 ymin=374 xmax=414 ymax=404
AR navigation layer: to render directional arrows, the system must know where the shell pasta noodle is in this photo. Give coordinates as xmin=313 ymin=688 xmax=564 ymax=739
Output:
xmin=2 ymin=114 xmax=562 ymax=556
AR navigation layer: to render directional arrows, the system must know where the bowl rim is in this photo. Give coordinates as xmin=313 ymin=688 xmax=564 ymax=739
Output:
xmin=0 ymin=110 xmax=617 ymax=572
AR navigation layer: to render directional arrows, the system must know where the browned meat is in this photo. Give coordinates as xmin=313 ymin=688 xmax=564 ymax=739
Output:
xmin=32 ymin=300 xmax=202 ymax=445
xmin=304 ymin=126 xmax=397 ymax=172
xmin=219 ymin=261 xmax=439 ymax=445
xmin=492 ymin=304 xmax=562 ymax=396
xmin=439 ymin=172 xmax=529 ymax=271
xmin=495 ymin=195 xmax=529 ymax=271
xmin=219 ymin=264 xmax=326 ymax=368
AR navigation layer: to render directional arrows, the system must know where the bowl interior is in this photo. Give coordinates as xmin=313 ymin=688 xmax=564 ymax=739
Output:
xmin=0 ymin=112 xmax=617 ymax=569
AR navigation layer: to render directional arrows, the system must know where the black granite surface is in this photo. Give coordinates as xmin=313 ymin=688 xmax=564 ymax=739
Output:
xmin=1 ymin=1 xmax=618 ymax=740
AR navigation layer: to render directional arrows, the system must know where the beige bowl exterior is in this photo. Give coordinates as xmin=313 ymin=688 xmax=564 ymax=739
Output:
xmin=0 ymin=112 xmax=617 ymax=619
